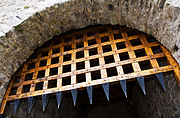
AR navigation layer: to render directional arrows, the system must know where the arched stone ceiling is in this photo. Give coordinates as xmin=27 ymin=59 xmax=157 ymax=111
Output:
xmin=0 ymin=0 xmax=180 ymax=104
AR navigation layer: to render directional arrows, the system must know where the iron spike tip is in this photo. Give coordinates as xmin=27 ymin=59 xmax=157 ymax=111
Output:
xmin=124 ymin=92 xmax=128 ymax=98
xmin=137 ymin=76 xmax=146 ymax=95
xmin=71 ymin=89 xmax=78 ymax=107
xmin=162 ymin=85 xmax=166 ymax=92
xmin=107 ymin=96 xmax=110 ymax=101
xmin=14 ymin=99 xmax=20 ymax=114
xmin=143 ymin=89 xmax=146 ymax=95
xmin=42 ymin=94 xmax=49 ymax=112
xmin=73 ymin=101 xmax=76 ymax=106
xmin=120 ymin=80 xmax=127 ymax=98
xmin=43 ymin=107 xmax=45 ymax=112
xmin=86 ymin=86 xmax=93 ymax=105
xmin=57 ymin=105 xmax=60 ymax=109
xmin=102 ymin=83 xmax=109 ymax=101
xmin=90 ymin=100 xmax=92 ymax=105
xmin=28 ymin=97 xmax=35 ymax=114
xmin=56 ymin=92 xmax=63 ymax=109
xmin=155 ymin=73 xmax=166 ymax=92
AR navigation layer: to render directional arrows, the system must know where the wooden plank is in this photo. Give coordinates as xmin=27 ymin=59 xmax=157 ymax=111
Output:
xmin=123 ymin=32 xmax=141 ymax=72
xmin=141 ymin=36 xmax=159 ymax=68
xmin=109 ymin=27 xmax=124 ymax=75
xmin=16 ymin=63 xmax=28 ymax=95
xmin=71 ymin=34 xmax=76 ymax=84
xmin=57 ymin=39 xmax=64 ymax=89
xmin=84 ymin=32 xmax=92 ymax=82
xmin=30 ymin=54 xmax=41 ymax=92
xmin=97 ymin=36 xmax=108 ymax=79
xmin=43 ymin=44 xmax=53 ymax=90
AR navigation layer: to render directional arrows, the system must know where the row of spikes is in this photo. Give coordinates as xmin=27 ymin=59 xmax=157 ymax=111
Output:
xmin=12 ymin=72 xmax=166 ymax=115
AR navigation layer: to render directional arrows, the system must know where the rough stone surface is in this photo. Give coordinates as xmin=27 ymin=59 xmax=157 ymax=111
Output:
xmin=0 ymin=0 xmax=68 ymax=36
xmin=0 ymin=0 xmax=179 ymax=117
xmin=131 ymin=72 xmax=180 ymax=118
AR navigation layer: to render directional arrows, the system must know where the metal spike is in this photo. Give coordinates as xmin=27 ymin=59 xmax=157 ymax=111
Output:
xmin=102 ymin=83 xmax=109 ymax=101
xmin=28 ymin=97 xmax=36 ymax=114
xmin=71 ymin=89 xmax=77 ymax=106
xmin=120 ymin=80 xmax=127 ymax=98
xmin=42 ymin=94 xmax=49 ymax=112
xmin=155 ymin=73 xmax=166 ymax=92
xmin=56 ymin=92 xmax=63 ymax=109
xmin=137 ymin=76 xmax=146 ymax=95
xmin=86 ymin=86 xmax=93 ymax=104
xmin=14 ymin=99 xmax=20 ymax=114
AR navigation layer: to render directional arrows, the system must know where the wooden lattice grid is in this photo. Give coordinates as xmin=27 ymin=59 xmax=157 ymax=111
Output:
xmin=0 ymin=25 xmax=180 ymax=114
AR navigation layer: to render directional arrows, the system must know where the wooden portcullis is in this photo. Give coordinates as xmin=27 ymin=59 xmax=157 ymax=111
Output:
xmin=0 ymin=25 xmax=180 ymax=114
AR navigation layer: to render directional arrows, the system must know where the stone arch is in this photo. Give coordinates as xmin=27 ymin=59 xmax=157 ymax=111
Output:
xmin=0 ymin=0 xmax=180 ymax=117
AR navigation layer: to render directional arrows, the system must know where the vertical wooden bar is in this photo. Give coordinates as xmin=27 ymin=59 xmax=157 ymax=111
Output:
xmin=71 ymin=34 xmax=76 ymax=85
xmin=109 ymin=27 xmax=124 ymax=76
xmin=16 ymin=64 xmax=28 ymax=95
xmin=141 ymin=36 xmax=159 ymax=68
xmin=122 ymin=32 xmax=141 ymax=72
xmin=57 ymin=39 xmax=64 ymax=89
xmin=43 ymin=44 xmax=53 ymax=90
xmin=84 ymin=32 xmax=91 ymax=82
xmin=30 ymin=53 xmax=41 ymax=92
xmin=96 ymin=36 xmax=108 ymax=79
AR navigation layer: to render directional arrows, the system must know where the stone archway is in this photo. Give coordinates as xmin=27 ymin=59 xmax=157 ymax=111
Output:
xmin=0 ymin=0 xmax=180 ymax=117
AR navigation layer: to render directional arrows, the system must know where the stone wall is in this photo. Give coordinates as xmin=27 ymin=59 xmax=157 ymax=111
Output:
xmin=0 ymin=0 xmax=68 ymax=37
xmin=132 ymin=72 xmax=180 ymax=118
xmin=0 ymin=0 xmax=180 ymax=117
